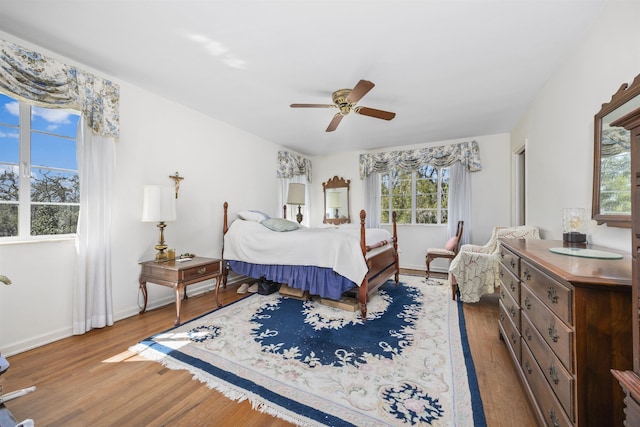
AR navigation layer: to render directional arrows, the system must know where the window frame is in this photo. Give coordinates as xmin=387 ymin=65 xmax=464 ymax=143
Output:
xmin=380 ymin=165 xmax=449 ymax=225
xmin=0 ymin=94 xmax=80 ymax=241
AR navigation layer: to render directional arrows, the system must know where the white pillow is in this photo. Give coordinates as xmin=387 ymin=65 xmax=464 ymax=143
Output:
xmin=238 ymin=210 xmax=270 ymax=222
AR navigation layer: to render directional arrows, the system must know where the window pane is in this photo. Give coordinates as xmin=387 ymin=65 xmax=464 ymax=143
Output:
xmin=31 ymin=204 xmax=79 ymax=235
xmin=0 ymin=203 xmax=18 ymax=236
xmin=31 ymin=132 xmax=77 ymax=169
xmin=0 ymin=93 xmax=19 ymax=126
xmin=31 ymin=106 xmax=80 ymax=138
xmin=416 ymin=209 xmax=437 ymax=224
xmin=0 ymin=166 xmax=19 ymax=201
xmin=31 ymin=168 xmax=79 ymax=203
xmin=0 ymin=124 xmax=19 ymax=164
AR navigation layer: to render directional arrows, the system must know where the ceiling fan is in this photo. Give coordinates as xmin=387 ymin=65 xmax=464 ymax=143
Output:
xmin=290 ymin=80 xmax=396 ymax=132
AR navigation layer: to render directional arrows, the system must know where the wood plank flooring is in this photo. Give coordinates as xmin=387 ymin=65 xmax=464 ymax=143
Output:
xmin=1 ymin=273 xmax=537 ymax=426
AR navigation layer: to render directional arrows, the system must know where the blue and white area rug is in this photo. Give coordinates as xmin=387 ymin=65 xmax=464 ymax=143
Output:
xmin=130 ymin=275 xmax=486 ymax=426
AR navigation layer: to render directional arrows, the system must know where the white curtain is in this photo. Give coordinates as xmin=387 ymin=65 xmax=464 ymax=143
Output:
xmin=447 ymin=162 xmax=471 ymax=245
xmin=73 ymin=118 xmax=116 ymax=334
xmin=279 ymin=175 xmax=310 ymax=226
xmin=363 ymin=173 xmax=381 ymax=228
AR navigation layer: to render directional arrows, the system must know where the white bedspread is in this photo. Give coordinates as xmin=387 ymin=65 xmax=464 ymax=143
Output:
xmin=223 ymin=220 xmax=392 ymax=286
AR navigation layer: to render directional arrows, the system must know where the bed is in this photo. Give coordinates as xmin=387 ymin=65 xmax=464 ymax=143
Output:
xmin=221 ymin=202 xmax=399 ymax=319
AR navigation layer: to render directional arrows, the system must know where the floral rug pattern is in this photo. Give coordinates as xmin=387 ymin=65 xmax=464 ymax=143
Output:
xmin=130 ymin=275 xmax=485 ymax=426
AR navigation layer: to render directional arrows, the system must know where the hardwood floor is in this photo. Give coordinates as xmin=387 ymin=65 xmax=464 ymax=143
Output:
xmin=1 ymin=273 xmax=537 ymax=426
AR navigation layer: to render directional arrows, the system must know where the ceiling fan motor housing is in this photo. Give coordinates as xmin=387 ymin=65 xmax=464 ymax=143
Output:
xmin=332 ymin=89 xmax=354 ymax=115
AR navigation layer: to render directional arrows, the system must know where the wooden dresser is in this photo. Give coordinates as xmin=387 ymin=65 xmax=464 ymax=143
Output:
xmin=497 ymin=238 xmax=632 ymax=427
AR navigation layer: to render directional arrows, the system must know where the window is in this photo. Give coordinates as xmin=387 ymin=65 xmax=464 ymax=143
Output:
xmin=0 ymin=92 xmax=81 ymax=238
xmin=380 ymin=165 xmax=449 ymax=224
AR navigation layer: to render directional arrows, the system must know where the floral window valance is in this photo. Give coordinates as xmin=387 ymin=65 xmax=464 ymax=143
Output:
xmin=277 ymin=151 xmax=312 ymax=182
xmin=0 ymin=38 xmax=119 ymax=139
xmin=359 ymin=140 xmax=482 ymax=179
xmin=602 ymin=127 xmax=630 ymax=157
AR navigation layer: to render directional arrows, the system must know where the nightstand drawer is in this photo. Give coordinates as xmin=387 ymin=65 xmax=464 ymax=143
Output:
xmin=181 ymin=261 xmax=221 ymax=281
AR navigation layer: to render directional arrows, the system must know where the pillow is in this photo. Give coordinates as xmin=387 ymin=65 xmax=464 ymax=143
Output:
xmin=238 ymin=210 xmax=270 ymax=222
xmin=260 ymin=218 xmax=300 ymax=232
xmin=444 ymin=236 xmax=458 ymax=251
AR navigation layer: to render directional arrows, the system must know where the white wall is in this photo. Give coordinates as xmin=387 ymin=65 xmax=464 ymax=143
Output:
xmin=0 ymin=34 xmax=284 ymax=356
xmin=312 ymin=133 xmax=511 ymax=271
xmin=511 ymin=0 xmax=638 ymax=252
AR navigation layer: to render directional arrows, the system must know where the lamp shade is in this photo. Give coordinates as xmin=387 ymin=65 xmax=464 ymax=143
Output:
xmin=286 ymin=183 xmax=306 ymax=205
xmin=142 ymin=185 xmax=177 ymax=222
xmin=327 ymin=191 xmax=342 ymax=208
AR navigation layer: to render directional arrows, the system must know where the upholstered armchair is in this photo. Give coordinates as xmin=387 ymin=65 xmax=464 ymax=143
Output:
xmin=448 ymin=225 xmax=540 ymax=302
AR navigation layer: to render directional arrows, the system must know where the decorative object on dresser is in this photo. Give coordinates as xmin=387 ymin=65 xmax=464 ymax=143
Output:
xmin=608 ymin=105 xmax=640 ymax=427
xmin=142 ymin=185 xmax=177 ymax=261
xmin=498 ymin=238 xmax=631 ymax=427
xmin=130 ymin=275 xmax=485 ymax=427
xmin=138 ymin=256 xmax=223 ymax=326
xmin=322 ymin=176 xmax=351 ymax=225
xmin=449 ymin=225 xmax=540 ymax=302
xmin=425 ymin=220 xmax=463 ymax=279
xmin=286 ymin=182 xmax=305 ymax=224
xmin=561 ymin=207 xmax=587 ymax=245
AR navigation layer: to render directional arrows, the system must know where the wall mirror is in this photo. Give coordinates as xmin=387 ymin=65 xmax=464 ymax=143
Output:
xmin=593 ymin=74 xmax=639 ymax=228
xmin=323 ymin=176 xmax=351 ymax=225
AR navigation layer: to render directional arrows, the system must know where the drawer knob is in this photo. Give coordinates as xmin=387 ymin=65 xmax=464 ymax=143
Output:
xmin=510 ymin=259 xmax=516 ymax=268
xmin=197 ymin=267 xmax=207 ymax=274
xmin=548 ymin=364 xmax=559 ymax=385
xmin=500 ymin=313 xmax=505 ymax=322
xmin=510 ymin=332 xmax=516 ymax=345
xmin=525 ymin=360 xmax=532 ymax=374
xmin=523 ymin=269 xmax=531 ymax=281
xmin=509 ymin=306 xmax=516 ymax=318
xmin=499 ymin=270 xmax=504 ymax=279
xmin=523 ymin=297 xmax=531 ymax=310
xmin=548 ymin=324 xmax=560 ymax=343
xmin=501 ymin=290 xmax=505 ymax=299
xmin=547 ymin=286 xmax=559 ymax=304
xmin=525 ymin=327 xmax=532 ymax=341
xmin=510 ymin=281 xmax=516 ymax=292
xmin=548 ymin=408 xmax=560 ymax=427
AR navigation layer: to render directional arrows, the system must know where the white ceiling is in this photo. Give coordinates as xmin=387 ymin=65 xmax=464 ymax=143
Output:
xmin=0 ymin=0 xmax=604 ymax=156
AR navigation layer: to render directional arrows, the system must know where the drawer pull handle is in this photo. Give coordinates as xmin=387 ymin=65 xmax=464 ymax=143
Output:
xmin=499 ymin=270 xmax=504 ymax=279
xmin=509 ymin=306 xmax=516 ymax=318
xmin=510 ymin=259 xmax=516 ymax=268
xmin=523 ymin=269 xmax=531 ymax=281
xmin=197 ymin=267 xmax=207 ymax=274
xmin=547 ymin=287 xmax=559 ymax=304
xmin=523 ymin=297 xmax=531 ymax=310
xmin=525 ymin=327 xmax=532 ymax=341
xmin=525 ymin=360 xmax=532 ymax=374
xmin=510 ymin=281 xmax=516 ymax=292
xmin=548 ymin=364 xmax=559 ymax=384
xmin=510 ymin=332 xmax=516 ymax=345
xmin=501 ymin=290 xmax=505 ymax=299
xmin=548 ymin=409 xmax=560 ymax=427
xmin=500 ymin=313 xmax=505 ymax=322
xmin=548 ymin=324 xmax=559 ymax=343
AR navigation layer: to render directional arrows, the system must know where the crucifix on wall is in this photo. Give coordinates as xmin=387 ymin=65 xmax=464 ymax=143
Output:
xmin=169 ymin=172 xmax=184 ymax=198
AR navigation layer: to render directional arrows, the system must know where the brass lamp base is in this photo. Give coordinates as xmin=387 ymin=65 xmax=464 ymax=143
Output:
xmin=154 ymin=221 xmax=169 ymax=261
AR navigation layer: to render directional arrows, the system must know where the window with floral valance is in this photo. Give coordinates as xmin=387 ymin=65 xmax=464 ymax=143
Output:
xmin=359 ymin=140 xmax=482 ymax=178
xmin=0 ymin=38 xmax=119 ymax=139
xmin=276 ymin=150 xmax=312 ymax=182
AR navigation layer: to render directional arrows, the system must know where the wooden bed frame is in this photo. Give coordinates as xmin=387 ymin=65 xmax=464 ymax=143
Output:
xmin=222 ymin=202 xmax=399 ymax=320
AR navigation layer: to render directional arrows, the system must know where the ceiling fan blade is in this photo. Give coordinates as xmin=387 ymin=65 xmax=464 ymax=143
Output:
xmin=354 ymin=106 xmax=396 ymax=121
xmin=346 ymin=80 xmax=375 ymax=103
xmin=326 ymin=113 xmax=343 ymax=132
xmin=290 ymin=103 xmax=335 ymax=108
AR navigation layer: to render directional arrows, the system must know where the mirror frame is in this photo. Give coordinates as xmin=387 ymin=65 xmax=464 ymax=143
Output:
xmin=323 ymin=176 xmax=351 ymax=225
xmin=592 ymin=73 xmax=640 ymax=228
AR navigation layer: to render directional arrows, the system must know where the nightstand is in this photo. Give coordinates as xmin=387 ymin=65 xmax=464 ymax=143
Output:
xmin=139 ymin=257 xmax=223 ymax=326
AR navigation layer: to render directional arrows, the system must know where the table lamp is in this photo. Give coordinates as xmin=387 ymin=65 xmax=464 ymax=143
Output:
xmin=287 ymin=183 xmax=305 ymax=224
xmin=142 ymin=185 xmax=177 ymax=260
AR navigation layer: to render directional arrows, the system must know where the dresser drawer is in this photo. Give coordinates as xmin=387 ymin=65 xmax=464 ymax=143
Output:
xmin=521 ymin=260 xmax=572 ymax=325
xmin=499 ymin=282 xmax=520 ymax=331
xmin=522 ymin=312 xmax=574 ymax=419
xmin=521 ymin=344 xmax=573 ymax=427
xmin=500 ymin=246 xmax=520 ymax=278
xmin=181 ymin=261 xmax=221 ymax=281
xmin=521 ymin=284 xmax=574 ymax=371
xmin=499 ymin=262 xmax=520 ymax=304
xmin=499 ymin=300 xmax=521 ymax=362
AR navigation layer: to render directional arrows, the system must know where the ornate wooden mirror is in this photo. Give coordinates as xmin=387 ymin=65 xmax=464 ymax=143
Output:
xmin=593 ymin=74 xmax=639 ymax=228
xmin=323 ymin=176 xmax=351 ymax=225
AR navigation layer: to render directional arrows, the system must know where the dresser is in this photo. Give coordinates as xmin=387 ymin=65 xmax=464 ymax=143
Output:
xmin=497 ymin=238 xmax=632 ymax=427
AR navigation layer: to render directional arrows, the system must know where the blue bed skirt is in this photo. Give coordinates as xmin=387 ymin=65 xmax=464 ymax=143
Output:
xmin=228 ymin=260 xmax=357 ymax=300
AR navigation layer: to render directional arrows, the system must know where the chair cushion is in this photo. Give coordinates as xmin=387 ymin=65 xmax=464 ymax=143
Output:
xmin=427 ymin=248 xmax=455 ymax=256
xmin=445 ymin=236 xmax=458 ymax=251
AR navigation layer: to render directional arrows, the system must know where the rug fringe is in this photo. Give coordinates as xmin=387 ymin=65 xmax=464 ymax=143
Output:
xmin=129 ymin=344 xmax=322 ymax=427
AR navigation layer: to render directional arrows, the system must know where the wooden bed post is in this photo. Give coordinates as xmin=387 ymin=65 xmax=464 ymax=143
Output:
xmin=222 ymin=201 xmax=229 ymax=288
xmin=393 ymin=211 xmax=399 ymax=283
xmin=359 ymin=210 xmax=368 ymax=320
xmin=283 ymin=205 xmax=287 ymax=220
